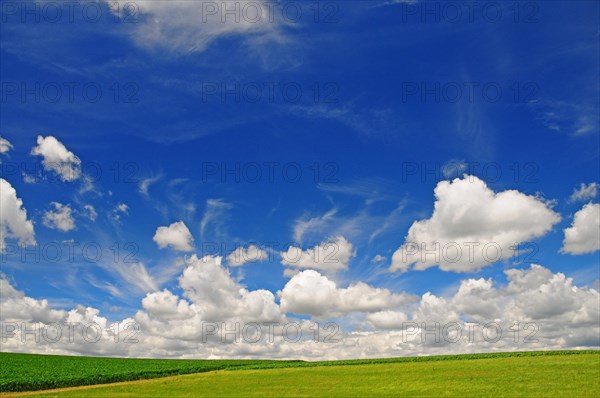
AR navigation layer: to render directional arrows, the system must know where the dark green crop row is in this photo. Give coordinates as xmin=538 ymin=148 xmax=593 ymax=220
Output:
xmin=1 ymin=350 xmax=597 ymax=392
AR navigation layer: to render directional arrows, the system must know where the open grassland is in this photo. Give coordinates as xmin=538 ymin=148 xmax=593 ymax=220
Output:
xmin=1 ymin=351 xmax=598 ymax=397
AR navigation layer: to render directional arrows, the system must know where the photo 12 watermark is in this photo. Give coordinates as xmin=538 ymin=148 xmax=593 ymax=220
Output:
xmin=400 ymin=81 xmax=539 ymax=104
xmin=0 ymin=81 xmax=139 ymax=104
xmin=200 ymin=161 xmax=340 ymax=184
xmin=1 ymin=321 xmax=140 ymax=344
xmin=199 ymin=81 xmax=340 ymax=104
xmin=399 ymin=322 xmax=540 ymax=344
xmin=0 ymin=1 xmax=343 ymax=24
xmin=400 ymin=161 xmax=540 ymax=184
xmin=0 ymin=241 xmax=140 ymax=264
xmin=0 ymin=161 xmax=340 ymax=185
xmin=395 ymin=1 xmax=540 ymax=24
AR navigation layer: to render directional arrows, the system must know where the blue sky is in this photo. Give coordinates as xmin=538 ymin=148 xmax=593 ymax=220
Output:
xmin=0 ymin=0 xmax=599 ymax=359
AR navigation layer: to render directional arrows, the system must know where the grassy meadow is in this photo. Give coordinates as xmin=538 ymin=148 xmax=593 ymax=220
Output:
xmin=1 ymin=351 xmax=598 ymax=397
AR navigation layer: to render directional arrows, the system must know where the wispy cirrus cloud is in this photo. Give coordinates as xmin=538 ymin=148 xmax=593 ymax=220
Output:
xmin=105 ymin=0 xmax=285 ymax=54
xmin=139 ymin=174 xmax=163 ymax=196
xmin=200 ymin=199 xmax=233 ymax=241
xmin=534 ymin=100 xmax=599 ymax=137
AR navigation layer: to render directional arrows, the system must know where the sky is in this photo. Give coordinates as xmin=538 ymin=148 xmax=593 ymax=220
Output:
xmin=0 ymin=0 xmax=599 ymax=359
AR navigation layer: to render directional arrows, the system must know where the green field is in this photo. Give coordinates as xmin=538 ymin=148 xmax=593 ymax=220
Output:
xmin=1 ymin=351 xmax=598 ymax=397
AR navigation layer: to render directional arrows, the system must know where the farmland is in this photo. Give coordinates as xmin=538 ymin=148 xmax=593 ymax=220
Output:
xmin=1 ymin=350 xmax=598 ymax=396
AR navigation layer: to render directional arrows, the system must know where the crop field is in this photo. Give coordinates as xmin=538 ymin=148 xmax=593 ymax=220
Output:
xmin=1 ymin=351 xmax=598 ymax=397
xmin=0 ymin=353 xmax=286 ymax=392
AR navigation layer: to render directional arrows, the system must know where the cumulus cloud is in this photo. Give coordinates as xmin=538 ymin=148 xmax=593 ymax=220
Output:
xmin=0 ymin=137 xmax=13 ymax=154
xmin=30 ymin=135 xmax=81 ymax=182
xmin=451 ymin=278 xmax=499 ymax=320
xmin=105 ymin=0 xmax=280 ymax=53
xmin=570 ymin=182 xmax=598 ymax=202
xmin=279 ymin=270 xmax=415 ymax=317
xmin=368 ymin=263 xmax=599 ymax=348
xmin=1 ymin=274 xmax=138 ymax=357
xmin=153 ymin=221 xmax=194 ymax=252
xmin=462 ymin=265 xmax=599 ymax=330
xmin=366 ymin=310 xmax=408 ymax=330
xmin=390 ymin=175 xmax=561 ymax=272
xmin=141 ymin=289 xmax=194 ymax=320
xmin=561 ymin=203 xmax=600 ymax=255
xmin=1 ymin=263 xmax=598 ymax=360
xmin=0 ymin=179 xmax=36 ymax=251
xmin=281 ymin=236 xmax=355 ymax=274
xmin=227 ymin=245 xmax=268 ymax=266
xmin=43 ymin=202 xmax=76 ymax=232
xmin=1 ymin=274 xmax=67 ymax=323
xmin=178 ymin=255 xmax=282 ymax=323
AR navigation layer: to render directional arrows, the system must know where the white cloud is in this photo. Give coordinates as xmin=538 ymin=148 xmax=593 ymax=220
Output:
xmin=371 ymin=254 xmax=386 ymax=263
xmin=536 ymin=100 xmax=599 ymax=137
xmin=1 ymin=263 xmax=598 ymax=359
xmin=139 ymin=175 xmax=162 ymax=196
xmin=111 ymin=203 xmax=129 ymax=222
xmin=30 ymin=135 xmax=81 ymax=182
xmin=0 ymin=179 xmax=36 ymax=251
xmin=105 ymin=1 xmax=280 ymax=53
xmin=293 ymin=209 xmax=338 ymax=243
xmin=0 ymin=137 xmax=13 ymax=154
xmin=570 ymin=183 xmax=598 ymax=202
xmin=153 ymin=221 xmax=195 ymax=252
xmin=451 ymin=278 xmax=499 ymax=319
xmin=1 ymin=274 xmax=67 ymax=323
xmin=200 ymin=199 xmax=232 ymax=240
xmin=291 ymin=200 xmax=406 ymax=246
xmin=22 ymin=173 xmax=37 ymax=184
xmin=281 ymin=236 xmax=355 ymax=273
xmin=43 ymin=202 xmax=75 ymax=232
xmin=1 ymin=274 xmax=138 ymax=357
xmin=454 ymin=264 xmax=600 ymax=341
xmin=561 ymin=203 xmax=600 ymax=255
xmin=390 ymin=175 xmax=561 ymax=272
xmin=105 ymin=261 xmax=159 ymax=295
xmin=366 ymin=310 xmax=408 ymax=330
xmin=82 ymin=204 xmax=97 ymax=221
xmin=141 ymin=289 xmax=194 ymax=320
xmin=279 ymin=270 xmax=415 ymax=317
xmin=178 ymin=255 xmax=282 ymax=322
xmin=227 ymin=245 xmax=268 ymax=266
xmin=291 ymin=103 xmax=399 ymax=137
